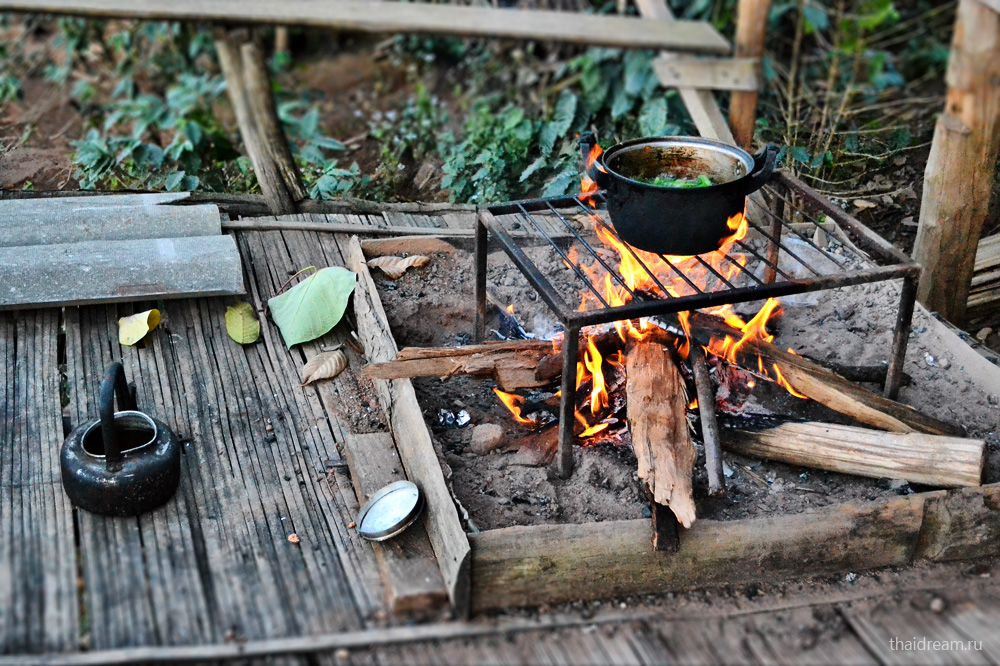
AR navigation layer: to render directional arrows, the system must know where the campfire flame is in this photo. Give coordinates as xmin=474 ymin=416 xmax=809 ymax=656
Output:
xmin=493 ymin=388 xmax=539 ymax=427
xmin=492 ymin=146 xmax=804 ymax=439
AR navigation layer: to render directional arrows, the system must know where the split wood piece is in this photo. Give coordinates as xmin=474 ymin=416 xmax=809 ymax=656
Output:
xmin=470 ymin=491 xmax=926 ymax=613
xmin=674 ymin=311 xmax=964 ymax=437
xmin=8 ymin=0 xmax=732 ymax=53
xmin=215 ymin=29 xmax=303 ymax=215
xmin=625 ymin=339 xmax=696 ymax=530
xmin=651 ymin=56 xmax=759 ymax=92
xmin=341 ymin=432 xmax=448 ymax=616
xmin=728 ymin=0 xmax=773 ymax=149
xmin=223 ymin=219 xmax=579 ymax=240
xmin=344 ymin=235 xmax=472 ymax=617
xmin=360 ymin=236 xmax=457 ymax=258
xmin=969 ymin=234 xmax=1000 ymax=317
xmin=181 ymin=191 xmax=476 ymax=217
xmin=0 ymin=200 xmax=220 ymax=247
xmin=363 ymin=341 xmax=557 ymax=392
xmin=690 ymin=346 xmax=724 ymax=495
xmin=0 ymin=235 xmax=244 ymax=309
xmin=911 ymin=0 xmax=1000 ymax=323
xmin=721 ymin=422 xmax=985 ymax=488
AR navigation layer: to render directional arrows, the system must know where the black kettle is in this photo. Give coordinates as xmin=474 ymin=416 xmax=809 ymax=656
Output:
xmin=61 ymin=362 xmax=181 ymax=516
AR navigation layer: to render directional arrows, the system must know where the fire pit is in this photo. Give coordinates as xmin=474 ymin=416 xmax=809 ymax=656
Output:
xmin=473 ymin=166 xmax=922 ymax=491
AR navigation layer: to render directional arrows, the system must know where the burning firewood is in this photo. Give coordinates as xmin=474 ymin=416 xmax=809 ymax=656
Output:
xmin=624 ymin=339 xmax=697 ymax=532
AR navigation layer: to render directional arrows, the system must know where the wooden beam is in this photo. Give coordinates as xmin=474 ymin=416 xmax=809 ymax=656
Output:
xmin=722 ymin=422 xmax=985 ymax=488
xmin=912 ymin=0 xmax=1000 ymax=323
xmin=0 ymin=0 xmax=733 ymax=53
xmin=362 ymin=341 xmax=557 ymax=391
xmin=215 ymin=29 xmax=298 ymax=215
xmin=470 ymin=493 xmax=926 ymax=612
xmin=360 ymin=236 xmax=457 ymax=258
xmin=341 ymin=433 xmax=448 ymax=616
xmin=635 ymin=0 xmax=736 ymax=143
xmin=728 ymin=0 xmax=773 ymax=149
xmin=345 ymin=236 xmax=472 ymax=617
xmin=652 ymin=56 xmax=759 ymax=91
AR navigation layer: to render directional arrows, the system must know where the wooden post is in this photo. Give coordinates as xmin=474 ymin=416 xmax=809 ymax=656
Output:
xmin=215 ymin=29 xmax=305 ymax=215
xmin=912 ymin=0 xmax=1000 ymax=323
xmin=728 ymin=0 xmax=772 ymax=150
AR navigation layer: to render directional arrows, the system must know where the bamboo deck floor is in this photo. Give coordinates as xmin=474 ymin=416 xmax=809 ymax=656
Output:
xmin=2 ymin=208 xmax=1000 ymax=665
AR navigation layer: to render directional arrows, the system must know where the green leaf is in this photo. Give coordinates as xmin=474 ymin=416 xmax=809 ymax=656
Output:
xmin=268 ymin=267 xmax=357 ymax=348
xmin=225 ymin=302 xmax=260 ymax=345
xmin=802 ymin=3 xmax=828 ymax=32
xmin=638 ymin=97 xmax=667 ymax=137
xmin=519 ymin=155 xmax=547 ymax=183
xmin=164 ymin=170 xmax=185 ymax=191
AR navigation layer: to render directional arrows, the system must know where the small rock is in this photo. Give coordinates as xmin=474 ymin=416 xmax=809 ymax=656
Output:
xmin=929 ymin=597 xmax=946 ymax=613
xmin=976 ymin=327 xmax=992 ymax=343
xmin=335 ymin=648 xmax=350 ymax=662
xmin=938 ymin=357 xmax=950 ymax=369
xmin=845 ymin=572 xmax=857 ymax=583
xmin=722 ymin=461 xmax=735 ymax=478
xmin=348 ymin=521 xmax=356 ymax=529
xmin=835 ymin=304 xmax=856 ymax=321
xmin=265 ymin=423 xmax=274 ymax=433
xmin=469 ymin=423 xmax=506 ymax=455
xmin=924 ymin=353 xmax=936 ymax=367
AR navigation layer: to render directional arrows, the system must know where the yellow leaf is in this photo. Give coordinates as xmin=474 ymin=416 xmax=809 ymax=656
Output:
xmin=118 ymin=309 xmax=161 ymax=346
xmin=367 ymin=255 xmax=431 ymax=279
xmin=225 ymin=302 xmax=261 ymax=345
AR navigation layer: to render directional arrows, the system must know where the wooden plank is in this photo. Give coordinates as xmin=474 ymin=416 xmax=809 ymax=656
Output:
xmin=0 ymin=0 xmax=732 ymax=53
xmin=342 ymin=235 xmax=472 ymax=617
xmin=342 ymin=432 xmax=448 ymax=616
xmin=469 ymin=493 xmax=926 ymax=612
xmin=912 ymin=0 xmax=1000 ymax=322
xmin=947 ymin=604 xmax=1000 ymax=664
xmin=974 ymin=234 xmax=1000 ymax=273
xmin=0 ymin=310 xmax=79 ymax=654
xmin=721 ymin=422 xmax=985 ymax=488
xmin=915 ymin=484 xmax=1000 ymax=562
xmin=0 ymin=201 xmax=220 ymax=247
xmin=0 ymin=236 xmax=244 ymax=310
xmin=651 ymin=56 xmax=759 ymax=91
xmin=635 ymin=0 xmax=736 ymax=143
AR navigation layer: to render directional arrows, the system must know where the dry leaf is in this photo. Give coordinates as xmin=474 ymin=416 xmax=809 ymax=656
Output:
xmin=300 ymin=349 xmax=348 ymax=385
xmin=853 ymin=199 xmax=876 ymax=210
xmin=348 ymin=521 xmax=356 ymax=529
xmin=367 ymin=254 xmax=430 ymax=279
xmin=118 ymin=309 xmax=160 ymax=346
xmin=287 ymin=533 xmax=300 ymax=544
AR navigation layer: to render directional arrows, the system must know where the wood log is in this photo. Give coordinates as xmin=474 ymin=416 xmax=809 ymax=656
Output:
xmin=669 ymin=311 xmax=964 ymax=437
xmin=363 ymin=341 xmax=557 ymax=392
xmin=360 ymin=236 xmax=457 ymax=258
xmin=912 ymin=0 xmax=1000 ymax=323
xmin=721 ymin=422 xmax=985 ymax=488
xmin=728 ymin=0 xmax=772 ymax=149
xmin=625 ymin=339 xmax=696 ymax=529
xmin=341 ymin=433 xmax=448 ymax=616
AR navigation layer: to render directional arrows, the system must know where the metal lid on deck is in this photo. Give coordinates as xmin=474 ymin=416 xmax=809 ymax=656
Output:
xmin=356 ymin=480 xmax=424 ymax=541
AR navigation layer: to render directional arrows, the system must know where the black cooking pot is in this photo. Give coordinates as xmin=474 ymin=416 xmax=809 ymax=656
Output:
xmin=580 ymin=134 xmax=778 ymax=256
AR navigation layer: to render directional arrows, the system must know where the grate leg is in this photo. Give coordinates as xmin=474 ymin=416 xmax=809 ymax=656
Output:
xmin=884 ymin=276 xmax=918 ymax=399
xmin=557 ymin=325 xmax=580 ymax=479
xmin=474 ymin=217 xmax=488 ymax=343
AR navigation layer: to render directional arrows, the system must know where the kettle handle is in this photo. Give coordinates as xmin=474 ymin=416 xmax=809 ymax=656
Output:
xmin=99 ymin=362 xmax=138 ymax=465
xmin=741 ymin=145 xmax=779 ymax=194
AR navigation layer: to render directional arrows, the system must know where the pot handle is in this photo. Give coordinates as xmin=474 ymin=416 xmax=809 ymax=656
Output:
xmin=742 ymin=145 xmax=779 ymax=194
xmin=578 ymin=132 xmax=610 ymax=190
xmin=99 ymin=362 xmax=138 ymax=466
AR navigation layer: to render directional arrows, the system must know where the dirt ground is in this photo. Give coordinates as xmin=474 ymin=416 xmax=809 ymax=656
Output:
xmin=372 ymin=227 xmax=1000 ymax=532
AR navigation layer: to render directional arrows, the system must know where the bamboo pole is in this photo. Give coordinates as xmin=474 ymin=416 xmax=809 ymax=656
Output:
xmin=728 ymin=0 xmax=773 ymax=149
xmin=912 ymin=0 xmax=1000 ymax=323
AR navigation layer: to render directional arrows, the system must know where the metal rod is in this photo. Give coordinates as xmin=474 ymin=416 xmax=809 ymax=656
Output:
xmin=480 ymin=210 xmax=576 ymax=323
xmin=746 ymin=192 xmax=848 ymax=271
xmin=743 ymin=214 xmax=824 ymax=276
xmin=656 ymin=254 xmax=706 ymax=294
xmin=693 ymin=254 xmax=738 ymax=290
xmin=718 ymin=252 xmax=766 ymax=287
xmin=763 ymin=185 xmax=785 ymax=284
xmin=884 ymin=276 xmax=918 ymax=400
xmin=690 ymin=346 xmax=724 ymax=496
xmin=515 ymin=203 xmax=612 ymax=309
xmin=474 ymin=216 xmax=488 ymax=343
xmin=544 ymin=201 xmax=636 ymax=300
xmin=731 ymin=237 xmax=796 ymax=282
xmin=557 ymin=326 xmax=580 ymax=479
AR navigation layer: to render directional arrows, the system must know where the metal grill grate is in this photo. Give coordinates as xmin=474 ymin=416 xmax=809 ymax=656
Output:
xmin=473 ymin=171 xmax=920 ymax=477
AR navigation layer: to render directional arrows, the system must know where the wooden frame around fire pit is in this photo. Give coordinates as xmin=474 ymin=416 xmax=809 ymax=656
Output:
xmin=347 ymin=235 xmax=1000 ymax=617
